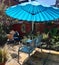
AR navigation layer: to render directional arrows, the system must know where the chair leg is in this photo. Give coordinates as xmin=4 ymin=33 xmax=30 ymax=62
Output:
xmin=28 ymin=53 xmax=31 ymax=57
xmin=18 ymin=51 xmax=19 ymax=63
xmin=40 ymin=43 xmax=43 ymax=52
xmin=18 ymin=50 xmax=22 ymax=65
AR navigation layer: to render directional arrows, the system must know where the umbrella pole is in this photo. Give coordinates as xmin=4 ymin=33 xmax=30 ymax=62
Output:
xmin=31 ymin=22 xmax=34 ymax=39
xmin=32 ymin=22 xmax=34 ymax=32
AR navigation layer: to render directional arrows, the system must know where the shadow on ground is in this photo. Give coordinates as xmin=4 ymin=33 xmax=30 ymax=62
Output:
xmin=23 ymin=51 xmax=59 ymax=65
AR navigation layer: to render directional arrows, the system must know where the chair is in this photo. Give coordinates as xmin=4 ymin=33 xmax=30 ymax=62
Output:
xmin=18 ymin=40 xmax=35 ymax=63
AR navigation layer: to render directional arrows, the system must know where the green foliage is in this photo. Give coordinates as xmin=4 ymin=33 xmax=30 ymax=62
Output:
xmin=45 ymin=22 xmax=52 ymax=26
xmin=48 ymin=27 xmax=59 ymax=44
xmin=0 ymin=23 xmax=7 ymax=44
xmin=0 ymin=46 xmax=8 ymax=63
xmin=0 ymin=49 xmax=2 ymax=62
xmin=44 ymin=28 xmax=49 ymax=34
xmin=49 ymin=27 xmax=58 ymax=37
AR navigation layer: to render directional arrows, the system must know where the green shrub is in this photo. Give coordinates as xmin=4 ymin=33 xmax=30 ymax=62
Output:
xmin=0 ymin=46 xmax=8 ymax=63
xmin=0 ymin=23 xmax=7 ymax=45
xmin=0 ymin=48 xmax=2 ymax=62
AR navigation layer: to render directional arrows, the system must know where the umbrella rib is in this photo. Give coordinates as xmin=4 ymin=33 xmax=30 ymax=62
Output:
xmin=43 ymin=11 xmax=53 ymax=21
xmin=21 ymin=6 xmax=33 ymax=15
xmin=6 ymin=6 xmax=19 ymax=13
xmin=36 ymin=8 xmax=47 ymax=15
xmin=25 ymin=5 xmax=31 ymax=14
xmin=9 ymin=9 xmax=22 ymax=17
xmin=6 ymin=9 xmax=17 ymax=15
xmin=46 ymin=10 xmax=57 ymax=20
xmin=40 ymin=12 xmax=48 ymax=21
xmin=48 ymin=10 xmax=59 ymax=19
xmin=50 ymin=8 xmax=59 ymax=15
xmin=6 ymin=7 xmax=20 ymax=16
xmin=49 ymin=8 xmax=59 ymax=15
xmin=21 ymin=6 xmax=47 ymax=15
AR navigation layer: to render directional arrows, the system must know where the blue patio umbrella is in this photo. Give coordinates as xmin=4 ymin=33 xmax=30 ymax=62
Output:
xmin=5 ymin=1 xmax=59 ymax=32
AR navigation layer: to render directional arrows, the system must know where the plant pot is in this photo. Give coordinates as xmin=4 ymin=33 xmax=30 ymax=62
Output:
xmin=0 ymin=62 xmax=5 ymax=65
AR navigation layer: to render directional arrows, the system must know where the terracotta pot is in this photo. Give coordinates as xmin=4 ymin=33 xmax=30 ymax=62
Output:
xmin=0 ymin=62 xmax=5 ymax=65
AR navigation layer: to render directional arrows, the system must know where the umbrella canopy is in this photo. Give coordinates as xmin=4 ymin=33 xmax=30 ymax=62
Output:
xmin=5 ymin=1 xmax=59 ymax=32
xmin=5 ymin=1 xmax=59 ymax=22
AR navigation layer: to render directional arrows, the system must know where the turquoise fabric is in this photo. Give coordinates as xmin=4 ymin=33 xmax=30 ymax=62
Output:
xmin=5 ymin=4 xmax=59 ymax=22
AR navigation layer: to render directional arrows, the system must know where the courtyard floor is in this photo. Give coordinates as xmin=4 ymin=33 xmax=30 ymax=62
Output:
xmin=4 ymin=44 xmax=59 ymax=65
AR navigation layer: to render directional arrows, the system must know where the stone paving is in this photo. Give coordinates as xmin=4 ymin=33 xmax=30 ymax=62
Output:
xmin=5 ymin=44 xmax=59 ymax=65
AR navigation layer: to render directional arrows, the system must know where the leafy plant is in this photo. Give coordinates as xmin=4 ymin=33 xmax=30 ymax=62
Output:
xmin=44 ymin=28 xmax=49 ymax=34
xmin=49 ymin=27 xmax=58 ymax=37
xmin=0 ymin=45 xmax=8 ymax=63
xmin=0 ymin=48 xmax=2 ymax=62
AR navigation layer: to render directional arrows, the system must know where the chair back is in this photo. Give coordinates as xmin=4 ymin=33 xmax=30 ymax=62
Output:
xmin=38 ymin=35 xmax=43 ymax=42
xmin=29 ymin=40 xmax=35 ymax=47
xmin=33 ymin=35 xmax=43 ymax=47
